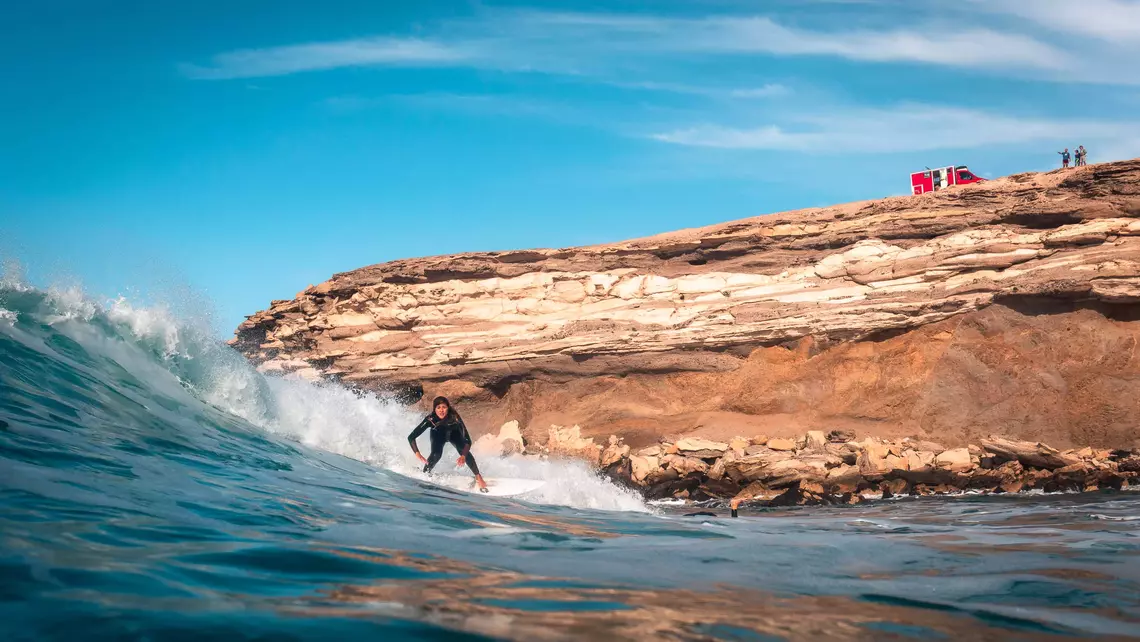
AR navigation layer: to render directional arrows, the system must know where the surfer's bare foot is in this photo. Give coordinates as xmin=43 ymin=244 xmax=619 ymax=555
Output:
xmin=476 ymin=475 xmax=489 ymax=493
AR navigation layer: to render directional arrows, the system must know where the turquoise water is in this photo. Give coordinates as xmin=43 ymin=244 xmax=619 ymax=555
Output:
xmin=2 ymin=283 xmax=1140 ymax=641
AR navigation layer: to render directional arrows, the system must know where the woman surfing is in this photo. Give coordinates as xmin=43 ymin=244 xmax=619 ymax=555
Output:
xmin=408 ymin=396 xmax=489 ymax=493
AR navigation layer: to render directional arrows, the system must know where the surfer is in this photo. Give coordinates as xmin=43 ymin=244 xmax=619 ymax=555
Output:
xmin=408 ymin=396 xmax=489 ymax=493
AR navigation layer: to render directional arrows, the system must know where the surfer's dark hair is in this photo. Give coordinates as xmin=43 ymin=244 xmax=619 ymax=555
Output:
xmin=430 ymin=396 xmax=460 ymax=421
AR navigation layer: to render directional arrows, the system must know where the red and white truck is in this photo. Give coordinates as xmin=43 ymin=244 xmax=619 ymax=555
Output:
xmin=910 ymin=165 xmax=985 ymax=195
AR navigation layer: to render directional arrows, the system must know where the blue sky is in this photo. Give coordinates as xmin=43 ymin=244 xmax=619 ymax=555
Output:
xmin=3 ymin=0 xmax=1140 ymax=334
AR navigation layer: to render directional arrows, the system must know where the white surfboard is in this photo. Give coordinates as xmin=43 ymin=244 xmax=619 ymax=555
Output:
xmin=422 ymin=475 xmax=546 ymax=497
xmin=471 ymin=477 xmax=547 ymax=497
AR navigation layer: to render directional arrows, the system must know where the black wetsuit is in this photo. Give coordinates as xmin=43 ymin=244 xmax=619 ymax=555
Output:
xmin=408 ymin=411 xmax=481 ymax=476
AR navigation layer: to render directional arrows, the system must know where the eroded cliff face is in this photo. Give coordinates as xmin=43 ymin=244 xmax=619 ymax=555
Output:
xmin=232 ymin=160 xmax=1140 ymax=449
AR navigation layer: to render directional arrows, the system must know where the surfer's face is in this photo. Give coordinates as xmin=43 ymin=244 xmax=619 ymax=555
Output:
xmin=434 ymin=403 xmax=448 ymax=419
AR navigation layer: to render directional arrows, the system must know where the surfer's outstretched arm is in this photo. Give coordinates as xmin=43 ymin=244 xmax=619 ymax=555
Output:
xmin=408 ymin=417 xmax=431 ymax=464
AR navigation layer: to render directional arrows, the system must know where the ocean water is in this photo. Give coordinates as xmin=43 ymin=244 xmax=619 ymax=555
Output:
xmin=2 ymin=282 xmax=1140 ymax=641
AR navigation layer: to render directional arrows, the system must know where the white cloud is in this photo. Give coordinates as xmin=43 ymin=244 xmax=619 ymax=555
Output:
xmin=601 ymin=80 xmax=791 ymax=99
xmin=979 ymin=0 xmax=1140 ymax=43
xmin=729 ymin=85 xmax=791 ymax=98
xmin=651 ymin=105 xmax=1136 ymax=153
xmin=184 ymin=9 xmax=1073 ymax=81
xmin=180 ymin=37 xmax=470 ymax=79
xmin=543 ymin=13 xmax=1067 ymax=70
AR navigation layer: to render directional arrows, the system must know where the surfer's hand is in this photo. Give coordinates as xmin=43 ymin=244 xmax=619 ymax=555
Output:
xmin=415 ymin=453 xmax=427 ymax=464
xmin=456 ymin=455 xmax=466 ymax=467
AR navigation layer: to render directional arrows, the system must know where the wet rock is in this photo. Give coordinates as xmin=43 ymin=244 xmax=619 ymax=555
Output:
xmin=981 ymin=437 xmax=1081 ymax=470
xmin=770 ymin=481 xmax=830 ymax=507
xmin=1096 ymin=470 xmax=1128 ymax=490
xmin=645 ymin=466 xmax=681 ymax=486
xmin=1118 ymin=456 xmax=1140 ymax=474
xmin=693 ymin=477 xmax=742 ymax=502
xmin=731 ymin=481 xmax=779 ymax=509
xmin=1052 ymin=462 xmax=1094 ymax=491
xmin=601 ymin=456 xmax=634 ymax=488
xmin=880 ymin=478 xmax=910 ymax=499
xmin=965 ymin=468 xmax=1005 ymax=492
xmin=825 ymin=464 xmax=862 ymax=494
xmin=599 ymin=436 xmax=630 ymax=468
xmin=644 ymin=476 xmax=700 ymax=500
xmin=674 ymin=437 xmax=729 ymax=459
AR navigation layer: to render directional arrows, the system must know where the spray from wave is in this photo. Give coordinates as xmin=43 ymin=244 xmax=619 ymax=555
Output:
xmin=0 ymin=275 xmax=646 ymax=512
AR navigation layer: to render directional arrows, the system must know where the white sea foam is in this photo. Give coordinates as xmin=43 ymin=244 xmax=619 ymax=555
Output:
xmin=18 ymin=282 xmax=648 ymax=513
xmin=261 ymin=374 xmax=648 ymax=512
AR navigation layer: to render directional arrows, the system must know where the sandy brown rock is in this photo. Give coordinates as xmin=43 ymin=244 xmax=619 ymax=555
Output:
xmin=599 ymin=436 xmax=630 ymax=469
xmin=608 ymin=430 xmax=1138 ymax=504
xmin=472 ymin=420 xmax=525 ymax=458
xmin=934 ymin=448 xmax=975 ymax=474
xmin=981 ymin=438 xmax=1082 ymax=471
xmin=767 ymin=438 xmax=796 ymax=452
xmin=674 ymin=438 xmax=729 ymax=460
xmin=545 ymin=425 xmax=601 ymax=465
xmin=661 ymin=454 xmax=711 ymax=477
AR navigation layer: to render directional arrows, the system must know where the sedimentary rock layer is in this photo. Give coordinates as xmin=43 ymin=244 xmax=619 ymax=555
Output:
xmin=232 ymin=160 xmax=1140 ymax=448
xmin=472 ymin=424 xmax=1140 ymax=507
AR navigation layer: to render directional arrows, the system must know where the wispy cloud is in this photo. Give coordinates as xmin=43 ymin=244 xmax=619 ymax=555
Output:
xmin=180 ymin=37 xmax=470 ymax=79
xmin=183 ymin=9 xmax=1079 ymax=82
xmin=326 ymin=92 xmax=586 ymax=123
xmin=601 ymin=80 xmax=791 ymax=99
xmin=495 ymin=11 xmax=1069 ymax=71
xmin=978 ymin=0 xmax=1140 ymax=43
xmin=651 ymin=105 xmax=1137 ymax=153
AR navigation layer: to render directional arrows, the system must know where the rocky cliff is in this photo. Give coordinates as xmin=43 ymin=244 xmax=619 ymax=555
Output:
xmin=233 ymin=160 xmax=1140 ymax=450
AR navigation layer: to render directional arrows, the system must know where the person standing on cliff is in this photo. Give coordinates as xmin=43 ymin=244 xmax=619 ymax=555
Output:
xmin=1058 ymin=148 xmax=1071 ymax=168
xmin=408 ymin=396 xmax=489 ymax=492
xmin=1077 ymin=145 xmax=1088 ymax=166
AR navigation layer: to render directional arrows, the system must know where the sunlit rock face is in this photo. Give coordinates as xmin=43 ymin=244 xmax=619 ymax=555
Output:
xmin=233 ymin=160 xmax=1140 ymax=449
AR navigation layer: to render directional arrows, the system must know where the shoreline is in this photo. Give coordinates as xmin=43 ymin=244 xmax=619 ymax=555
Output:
xmin=473 ymin=423 xmax=1140 ymax=511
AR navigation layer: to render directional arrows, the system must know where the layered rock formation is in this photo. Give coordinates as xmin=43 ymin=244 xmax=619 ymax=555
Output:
xmin=233 ymin=160 xmax=1140 ymax=450
xmin=467 ymin=421 xmax=1140 ymax=505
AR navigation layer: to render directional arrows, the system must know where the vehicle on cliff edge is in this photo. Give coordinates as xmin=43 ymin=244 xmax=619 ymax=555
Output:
xmin=910 ymin=165 xmax=985 ymax=195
